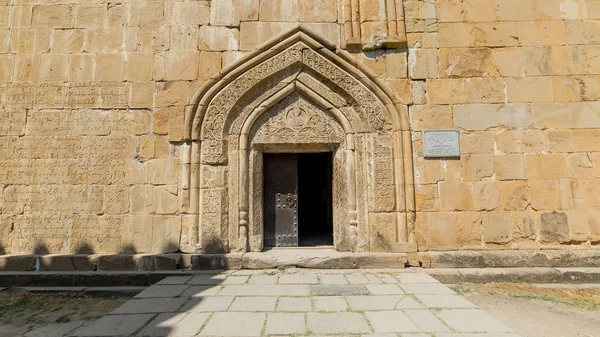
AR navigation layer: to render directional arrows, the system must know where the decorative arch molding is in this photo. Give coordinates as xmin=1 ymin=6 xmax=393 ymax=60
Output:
xmin=181 ymin=25 xmax=416 ymax=253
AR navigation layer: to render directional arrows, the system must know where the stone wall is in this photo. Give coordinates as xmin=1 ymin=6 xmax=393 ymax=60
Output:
xmin=406 ymin=0 xmax=600 ymax=251
xmin=0 ymin=0 xmax=598 ymax=255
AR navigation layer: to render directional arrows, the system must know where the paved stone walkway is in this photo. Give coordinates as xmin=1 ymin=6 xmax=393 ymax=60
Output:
xmin=69 ymin=270 xmax=521 ymax=337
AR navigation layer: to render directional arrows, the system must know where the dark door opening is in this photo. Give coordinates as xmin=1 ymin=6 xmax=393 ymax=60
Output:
xmin=263 ymin=152 xmax=333 ymax=248
xmin=298 ymin=152 xmax=333 ymax=246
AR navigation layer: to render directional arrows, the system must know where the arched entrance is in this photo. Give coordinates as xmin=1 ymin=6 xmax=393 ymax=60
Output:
xmin=182 ymin=26 xmax=416 ymax=253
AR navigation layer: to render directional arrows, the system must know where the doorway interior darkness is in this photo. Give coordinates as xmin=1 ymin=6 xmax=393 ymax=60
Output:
xmin=263 ymin=152 xmax=333 ymax=248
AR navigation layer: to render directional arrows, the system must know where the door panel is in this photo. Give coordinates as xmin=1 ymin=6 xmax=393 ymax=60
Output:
xmin=263 ymin=154 xmax=299 ymax=247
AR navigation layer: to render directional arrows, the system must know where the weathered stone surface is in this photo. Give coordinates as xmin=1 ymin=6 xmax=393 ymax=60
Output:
xmin=0 ymin=0 xmax=597 ymax=263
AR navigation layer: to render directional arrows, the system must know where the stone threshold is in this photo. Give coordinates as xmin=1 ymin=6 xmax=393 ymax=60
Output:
xmin=0 ymin=268 xmax=598 ymax=288
xmin=0 ymin=249 xmax=599 ymax=273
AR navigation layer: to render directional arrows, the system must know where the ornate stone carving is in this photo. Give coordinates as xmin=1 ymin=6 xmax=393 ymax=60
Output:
xmin=252 ymin=95 xmax=344 ymax=145
xmin=186 ymin=26 xmax=414 ymax=254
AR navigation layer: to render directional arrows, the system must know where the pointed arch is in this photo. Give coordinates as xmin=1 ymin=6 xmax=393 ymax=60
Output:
xmin=183 ymin=25 xmax=416 ymax=253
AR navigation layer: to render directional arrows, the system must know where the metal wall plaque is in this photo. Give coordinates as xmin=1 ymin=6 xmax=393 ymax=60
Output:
xmin=423 ymin=130 xmax=460 ymax=158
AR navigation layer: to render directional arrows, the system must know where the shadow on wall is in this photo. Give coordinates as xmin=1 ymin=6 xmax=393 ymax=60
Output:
xmin=0 ymin=243 xmax=5 ymax=255
xmin=33 ymin=241 xmax=50 ymax=255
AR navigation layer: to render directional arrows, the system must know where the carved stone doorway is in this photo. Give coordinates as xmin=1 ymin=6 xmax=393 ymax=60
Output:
xmin=263 ymin=153 xmax=334 ymax=248
xmin=182 ymin=26 xmax=417 ymax=254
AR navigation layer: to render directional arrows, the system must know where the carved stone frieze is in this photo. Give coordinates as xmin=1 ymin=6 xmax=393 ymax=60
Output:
xmin=252 ymin=94 xmax=345 ymax=145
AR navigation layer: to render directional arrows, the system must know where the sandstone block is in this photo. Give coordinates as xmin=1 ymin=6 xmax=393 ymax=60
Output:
xmin=521 ymin=129 xmax=546 ymax=153
xmin=530 ymin=180 xmax=561 ymax=210
xmin=368 ymin=213 xmax=399 ymax=252
xmin=75 ymin=4 xmax=106 ymax=28
xmin=532 ymin=103 xmax=570 ymax=128
xmin=0 ymin=30 xmax=10 ymax=53
xmin=495 ymin=130 xmax=521 ymax=153
xmin=299 ymin=0 xmax=337 ymax=22
xmin=551 ymin=46 xmax=587 ymax=75
xmin=210 ymin=0 xmax=234 ymax=26
xmin=170 ymin=25 xmax=199 ymax=51
xmin=427 ymin=212 xmax=458 ymax=250
xmin=438 ymin=23 xmax=475 ymax=48
xmin=260 ymin=0 xmax=298 ymax=21
xmin=413 ymin=158 xmax=445 ymax=185
xmin=95 ymin=53 xmax=123 ymax=82
xmin=438 ymin=47 xmax=495 ymax=78
xmin=499 ymin=181 xmax=530 ymax=211
xmin=129 ymin=2 xmax=164 ymax=27
xmin=436 ymin=0 xmax=465 ymax=22
xmin=571 ymin=102 xmax=600 ymax=128
xmin=460 ymin=132 xmax=495 ymax=154
xmin=519 ymin=21 xmax=568 ymax=46
xmin=52 ymin=29 xmax=84 ymax=53
xmin=409 ymin=48 xmax=437 ymax=79
xmin=426 ymin=79 xmax=465 ymax=104
xmin=359 ymin=21 xmax=389 ymax=50
xmin=560 ymin=0 xmax=589 ymax=19
xmin=199 ymin=26 xmax=239 ymax=51
xmin=473 ymin=22 xmax=520 ymax=47
xmin=165 ymin=51 xmax=198 ymax=81
xmin=482 ymin=212 xmax=512 ymax=244
xmin=507 ymin=78 xmax=554 ymax=103
xmin=498 ymin=104 xmax=533 ymax=129
xmin=456 ymin=212 xmax=483 ymax=248
xmin=36 ymin=54 xmax=68 ymax=82
xmin=152 ymin=216 xmax=181 ymax=253
xmin=0 ymin=55 xmax=14 ymax=82
xmin=567 ymin=153 xmax=598 ymax=178
xmin=465 ymin=154 xmax=493 ymax=180
xmin=453 ymin=104 xmax=498 ymax=130
xmin=472 ymin=181 xmax=500 ymax=211
xmin=85 ymin=27 xmax=123 ymax=53
xmin=222 ymin=51 xmax=247 ymax=68
xmin=566 ymin=20 xmax=600 ymax=45
xmin=465 ymin=0 xmax=496 ymax=21
xmin=546 ymin=129 xmax=573 ymax=153
xmin=540 ymin=211 xmax=570 ymax=243
xmin=464 ymin=77 xmax=506 ymax=103
xmin=129 ymin=82 xmax=154 ymax=108
xmin=523 ymin=46 xmax=554 ymax=76
xmin=122 ymin=215 xmax=153 ymax=253
xmin=537 ymin=0 xmax=562 ymax=19
xmin=155 ymin=81 xmax=190 ymax=107
xmin=496 ymin=0 xmax=537 ymax=20
xmin=166 ymin=1 xmax=210 ymax=25
xmin=554 ymin=76 xmax=600 ymax=102
xmin=415 ymin=184 xmax=439 ymax=211
xmin=568 ymin=210 xmax=590 ymax=242
xmin=154 ymin=186 xmax=179 ymax=214
xmin=439 ymin=182 xmax=472 ymax=211
xmin=126 ymin=53 xmax=153 ymax=82
xmin=409 ymin=105 xmax=453 ymax=130
xmin=526 ymin=154 xmax=567 ymax=180
xmin=494 ymin=47 xmax=524 ymax=77
xmin=234 ymin=0 xmax=259 ymax=24
xmin=33 ymin=5 xmax=74 ymax=28
xmin=572 ymin=129 xmax=600 ymax=151
xmin=384 ymin=50 xmax=408 ymax=78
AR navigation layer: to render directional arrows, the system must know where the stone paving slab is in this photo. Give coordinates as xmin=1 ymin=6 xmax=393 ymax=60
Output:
xmin=70 ymin=270 xmax=522 ymax=337
xmin=24 ymin=322 xmax=85 ymax=337
xmin=312 ymin=284 xmax=369 ymax=295
xmin=156 ymin=276 xmax=194 ymax=285
xmin=134 ymin=285 xmax=189 ymax=298
xmin=199 ymin=312 xmax=266 ymax=336
xmin=112 ymin=298 xmax=188 ymax=314
xmin=137 ymin=312 xmax=210 ymax=337
xmin=70 ymin=314 xmax=155 ymax=337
